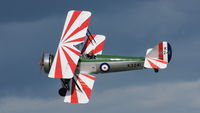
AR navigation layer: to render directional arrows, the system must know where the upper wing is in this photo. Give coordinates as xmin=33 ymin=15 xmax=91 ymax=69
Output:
xmin=48 ymin=10 xmax=91 ymax=79
xmin=64 ymin=73 xmax=96 ymax=104
xmin=81 ymin=34 xmax=106 ymax=55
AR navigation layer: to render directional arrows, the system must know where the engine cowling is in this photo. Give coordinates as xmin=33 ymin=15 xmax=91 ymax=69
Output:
xmin=40 ymin=53 xmax=54 ymax=73
xmin=44 ymin=53 xmax=54 ymax=73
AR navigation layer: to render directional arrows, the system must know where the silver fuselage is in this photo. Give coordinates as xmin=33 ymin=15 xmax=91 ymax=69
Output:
xmin=77 ymin=55 xmax=145 ymax=74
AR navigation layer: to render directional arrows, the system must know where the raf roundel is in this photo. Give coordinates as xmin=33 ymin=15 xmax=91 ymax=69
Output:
xmin=100 ymin=63 xmax=110 ymax=72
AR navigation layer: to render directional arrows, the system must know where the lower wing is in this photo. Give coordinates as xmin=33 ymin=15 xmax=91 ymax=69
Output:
xmin=64 ymin=73 xmax=96 ymax=104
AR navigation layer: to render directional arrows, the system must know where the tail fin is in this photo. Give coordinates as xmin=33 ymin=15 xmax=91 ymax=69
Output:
xmin=64 ymin=73 xmax=96 ymax=104
xmin=144 ymin=41 xmax=172 ymax=69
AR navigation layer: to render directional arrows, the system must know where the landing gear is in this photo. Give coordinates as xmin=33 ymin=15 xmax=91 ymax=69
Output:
xmin=58 ymin=88 xmax=67 ymax=97
xmin=58 ymin=79 xmax=70 ymax=97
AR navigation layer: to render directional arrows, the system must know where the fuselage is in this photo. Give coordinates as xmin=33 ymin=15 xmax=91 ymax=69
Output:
xmin=77 ymin=55 xmax=145 ymax=74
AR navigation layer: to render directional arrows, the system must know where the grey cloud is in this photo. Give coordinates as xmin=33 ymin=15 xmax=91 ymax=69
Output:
xmin=1 ymin=80 xmax=200 ymax=113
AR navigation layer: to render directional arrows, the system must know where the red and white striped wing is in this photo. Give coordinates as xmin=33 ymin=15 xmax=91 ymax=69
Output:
xmin=48 ymin=10 xmax=91 ymax=78
xmin=81 ymin=34 xmax=106 ymax=55
xmin=64 ymin=73 xmax=96 ymax=104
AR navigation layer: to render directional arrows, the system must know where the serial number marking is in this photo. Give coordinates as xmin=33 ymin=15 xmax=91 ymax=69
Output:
xmin=127 ymin=63 xmax=142 ymax=68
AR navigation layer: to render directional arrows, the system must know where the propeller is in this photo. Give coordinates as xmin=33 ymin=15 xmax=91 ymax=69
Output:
xmin=39 ymin=51 xmax=44 ymax=72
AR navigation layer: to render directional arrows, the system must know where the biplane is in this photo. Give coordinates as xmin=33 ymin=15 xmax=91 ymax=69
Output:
xmin=40 ymin=10 xmax=172 ymax=104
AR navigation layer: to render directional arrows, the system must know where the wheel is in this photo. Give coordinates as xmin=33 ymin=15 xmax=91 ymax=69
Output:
xmin=58 ymin=88 xmax=67 ymax=97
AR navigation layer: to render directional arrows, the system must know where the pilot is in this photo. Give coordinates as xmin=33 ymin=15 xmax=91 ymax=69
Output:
xmin=86 ymin=52 xmax=96 ymax=59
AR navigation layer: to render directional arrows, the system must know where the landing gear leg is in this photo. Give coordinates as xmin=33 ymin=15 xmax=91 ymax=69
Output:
xmin=58 ymin=79 xmax=70 ymax=97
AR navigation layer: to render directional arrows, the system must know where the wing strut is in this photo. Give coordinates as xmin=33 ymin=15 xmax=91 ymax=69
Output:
xmin=87 ymin=29 xmax=96 ymax=44
xmin=64 ymin=73 xmax=96 ymax=104
xmin=72 ymin=78 xmax=82 ymax=92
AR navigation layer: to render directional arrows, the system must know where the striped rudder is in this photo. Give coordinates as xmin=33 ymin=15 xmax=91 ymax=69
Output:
xmin=144 ymin=41 xmax=172 ymax=69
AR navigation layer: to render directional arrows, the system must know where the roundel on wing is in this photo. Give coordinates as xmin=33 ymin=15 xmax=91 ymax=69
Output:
xmin=100 ymin=63 xmax=110 ymax=72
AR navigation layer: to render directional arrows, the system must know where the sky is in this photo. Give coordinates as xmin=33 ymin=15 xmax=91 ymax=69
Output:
xmin=0 ymin=0 xmax=200 ymax=113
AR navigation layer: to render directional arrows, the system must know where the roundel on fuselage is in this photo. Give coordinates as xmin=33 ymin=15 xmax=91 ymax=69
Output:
xmin=100 ymin=63 xmax=110 ymax=72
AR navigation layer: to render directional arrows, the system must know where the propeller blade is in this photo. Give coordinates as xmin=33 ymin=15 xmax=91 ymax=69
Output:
xmin=39 ymin=51 xmax=44 ymax=72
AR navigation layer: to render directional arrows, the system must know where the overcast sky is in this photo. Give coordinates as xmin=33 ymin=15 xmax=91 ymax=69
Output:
xmin=0 ymin=0 xmax=200 ymax=113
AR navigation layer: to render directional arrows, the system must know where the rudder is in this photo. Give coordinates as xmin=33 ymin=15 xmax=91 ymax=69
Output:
xmin=144 ymin=41 xmax=172 ymax=69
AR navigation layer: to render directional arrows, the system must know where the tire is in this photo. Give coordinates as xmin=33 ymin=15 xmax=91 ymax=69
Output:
xmin=58 ymin=88 xmax=67 ymax=97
